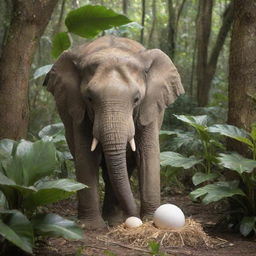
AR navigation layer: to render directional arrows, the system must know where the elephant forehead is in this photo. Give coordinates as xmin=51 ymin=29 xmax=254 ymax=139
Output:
xmin=81 ymin=48 xmax=143 ymax=69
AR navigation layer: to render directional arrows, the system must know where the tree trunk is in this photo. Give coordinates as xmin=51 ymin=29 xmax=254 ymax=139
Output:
xmin=228 ymin=0 xmax=256 ymax=155
xmin=122 ymin=0 xmax=128 ymax=15
xmin=140 ymin=0 xmax=146 ymax=44
xmin=148 ymin=0 xmax=157 ymax=48
xmin=196 ymin=0 xmax=213 ymax=106
xmin=0 ymin=0 xmax=58 ymax=140
xmin=167 ymin=0 xmax=176 ymax=58
xmin=196 ymin=0 xmax=234 ymax=107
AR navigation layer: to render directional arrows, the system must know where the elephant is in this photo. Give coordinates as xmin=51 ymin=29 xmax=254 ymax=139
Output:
xmin=43 ymin=36 xmax=184 ymax=229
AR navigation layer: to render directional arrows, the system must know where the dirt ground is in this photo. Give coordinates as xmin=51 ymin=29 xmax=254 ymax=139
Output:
xmin=35 ymin=194 xmax=256 ymax=256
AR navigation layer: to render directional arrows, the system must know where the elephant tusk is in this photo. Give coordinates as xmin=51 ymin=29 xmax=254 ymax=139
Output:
xmin=129 ymin=138 xmax=136 ymax=152
xmin=91 ymin=138 xmax=99 ymax=151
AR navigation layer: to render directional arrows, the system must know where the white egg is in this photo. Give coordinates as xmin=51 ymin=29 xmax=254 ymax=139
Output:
xmin=153 ymin=204 xmax=185 ymax=229
xmin=125 ymin=216 xmax=143 ymax=228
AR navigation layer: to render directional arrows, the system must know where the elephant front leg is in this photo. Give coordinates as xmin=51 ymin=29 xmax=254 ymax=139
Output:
xmin=73 ymin=123 xmax=105 ymax=230
xmin=136 ymin=122 xmax=161 ymax=218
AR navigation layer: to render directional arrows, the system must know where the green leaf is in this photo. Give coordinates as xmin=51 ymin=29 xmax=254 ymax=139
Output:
xmin=33 ymin=64 xmax=53 ymax=80
xmin=240 ymin=216 xmax=256 ymax=236
xmin=38 ymin=123 xmax=64 ymax=138
xmin=160 ymin=151 xmax=202 ymax=169
xmin=65 ymin=5 xmax=131 ymax=38
xmin=208 ymin=124 xmax=253 ymax=147
xmin=174 ymin=114 xmax=208 ymax=130
xmin=0 ymin=172 xmax=36 ymax=209
xmin=51 ymin=32 xmax=71 ymax=59
xmin=192 ymin=172 xmax=219 ymax=186
xmin=190 ymin=181 xmax=246 ymax=204
xmin=218 ymin=153 xmax=256 ymax=174
xmin=24 ymin=179 xmax=86 ymax=209
xmin=31 ymin=213 xmax=84 ymax=240
xmin=4 ymin=140 xmax=57 ymax=186
xmin=0 ymin=210 xmax=34 ymax=254
xmin=159 ymin=130 xmax=177 ymax=146
xmin=250 ymin=123 xmax=256 ymax=141
xmin=148 ymin=240 xmax=160 ymax=255
xmin=0 ymin=139 xmax=17 ymax=160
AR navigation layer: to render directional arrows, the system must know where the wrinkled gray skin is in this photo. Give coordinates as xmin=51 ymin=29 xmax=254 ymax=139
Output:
xmin=44 ymin=36 xmax=184 ymax=229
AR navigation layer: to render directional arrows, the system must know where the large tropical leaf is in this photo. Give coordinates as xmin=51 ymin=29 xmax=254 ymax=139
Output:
xmin=51 ymin=32 xmax=71 ymax=59
xmin=0 ymin=172 xmax=85 ymax=210
xmin=31 ymin=213 xmax=84 ymax=240
xmin=33 ymin=64 xmax=53 ymax=80
xmin=240 ymin=216 xmax=256 ymax=236
xmin=24 ymin=179 xmax=86 ymax=209
xmin=192 ymin=172 xmax=219 ymax=186
xmin=4 ymin=140 xmax=57 ymax=186
xmin=0 ymin=210 xmax=34 ymax=254
xmin=65 ymin=5 xmax=131 ymax=38
xmin=168 ymin=131 xmax=202 ymax=153
xmin=208 ymin=124 xmax=253 ymax=147
xmin=160 ymin=151 xmax=202 ymax=169
xmin=174 ymin=114 xmax=208 ymax=131
xmin=0 ymin=139 xmax=16 ymax=160
xmin=38 ymin=123 xmax=66 ymax=145
xmin=38 ymin=123 xmax=64 ymax=139
xmin=218 ymin=153 xmax=256 ymax=174
xmin=190 ymin=181 xmax=246 ymax=204
xmin=0 ymin=172 xmax=36 ymax=209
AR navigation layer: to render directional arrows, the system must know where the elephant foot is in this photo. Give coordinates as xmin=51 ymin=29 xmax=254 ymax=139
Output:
xmin=79 ymin=216 xmax=106 ymax=230
xmin=103 ymin=208 xmax=124 ymax=226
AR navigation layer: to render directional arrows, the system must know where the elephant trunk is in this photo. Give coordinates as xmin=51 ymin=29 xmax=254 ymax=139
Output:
xmin=95 ymin=107 xmax=137 ymax=216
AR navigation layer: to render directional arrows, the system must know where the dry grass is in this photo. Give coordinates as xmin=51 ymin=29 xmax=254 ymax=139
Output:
xmin=100 ymin=218 xmax=217 ymax=248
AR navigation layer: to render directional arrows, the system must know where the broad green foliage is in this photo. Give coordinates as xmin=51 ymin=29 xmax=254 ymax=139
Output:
xmin=65 ymin=5 xmax=131 ymax=38
xmin=160 ymin=151 xmax=202 ymax=169
xmin=31 ymin=213 xmax=84 ymax=240
xmin=190 ymin=181 xmax=245 ymax=204
xmin=208 ymin=124 xmax=253 ymax=147
xmin=0 ymin=210 xmax=34 ymax=254
xmin=162 ymin=114 xmax=256 ymax=236
xmin=51 ymin=32 xmax=71 ymax=59
xmin=192 ymin=172 xmax=219 ymax=186
xmin=218 ymin=153 xmax=256 ymax=174
xmin=240 ymin=216 xmax=256 ymax=236
xmin=50 ymin=5 xmax=132 ymax=58
xmin=0 ymin=139 xmax=85 ymax=253
xmin=38 ymin=123 xmax=73 ymax=178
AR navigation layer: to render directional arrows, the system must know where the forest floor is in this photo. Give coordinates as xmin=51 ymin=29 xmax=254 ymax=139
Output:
xmin=35 ymin=193 xmax=256 ymax=256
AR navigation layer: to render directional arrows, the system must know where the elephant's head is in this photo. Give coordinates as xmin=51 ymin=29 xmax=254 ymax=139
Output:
xmin=44 ymin=36 xmax=184 ymax=216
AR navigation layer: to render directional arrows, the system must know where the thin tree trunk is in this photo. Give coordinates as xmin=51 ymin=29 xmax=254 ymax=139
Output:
xmin=140 ymin=0 xmax=146 ymax=44
xmin=196 ymin=0 xmax=213 ymax=106
xmin=0 ymin=0 xmax=58 ymax=140
xmin=148 ymin=0 xmax=157 ymax=48
xmin=167 ymin=0 xmax=176 ymax=58
xmin=122 ymin=0 xmax=129 ymax=37
xmin=196 ymin=0 xmax=234 ymax=107
xmin=228 ymin=0 xmax=256 ymax=155
xmin=122 ymin=0 xmax=128 ymax=14
xmin=53 ymin=0 xmax=66 ymax=35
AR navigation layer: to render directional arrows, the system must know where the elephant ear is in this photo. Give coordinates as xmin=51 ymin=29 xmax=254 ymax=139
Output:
xmin=43 ymin=51 xmax=85 ymax=124
xmin=139 ymin=49 xmax=184 ymax=126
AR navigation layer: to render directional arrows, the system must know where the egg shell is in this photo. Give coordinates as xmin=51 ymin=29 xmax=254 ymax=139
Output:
xmin=153 ymin=204 xmax=185 ymax=229
xmin=125 ymin=216 xmax=143 ymax=228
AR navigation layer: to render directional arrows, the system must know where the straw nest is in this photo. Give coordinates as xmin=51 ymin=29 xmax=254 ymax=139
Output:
xmin=100 ymin=218 xmax=216 ymax=248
